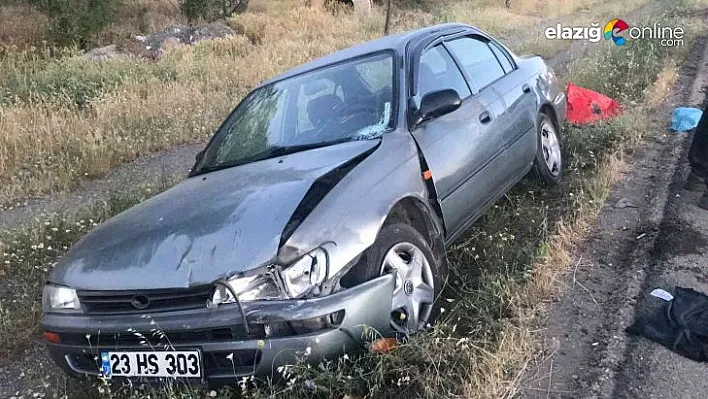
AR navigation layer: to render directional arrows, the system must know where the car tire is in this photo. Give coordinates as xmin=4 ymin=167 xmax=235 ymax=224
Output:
xmin=533 ymin=113 xmax=563 ymax=186
xmin=354 ymin=223 xmax=446 ymax=334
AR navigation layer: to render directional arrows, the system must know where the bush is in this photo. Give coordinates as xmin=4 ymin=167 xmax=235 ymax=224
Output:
xmin=372 ymin=0 xmax=431 ymax=10
xmin=29 ymin=0 xmax=121 ymax=47
xmin=179 ymin=0 xmax=248 ymax=22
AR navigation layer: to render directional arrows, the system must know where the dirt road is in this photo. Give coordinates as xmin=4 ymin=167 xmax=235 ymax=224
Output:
xmin=521 ymin=29 xmax=708 ymax=399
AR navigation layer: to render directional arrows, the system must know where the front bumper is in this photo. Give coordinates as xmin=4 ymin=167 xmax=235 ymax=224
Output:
xmin=42 ymin=275 xmax=394 ymax=384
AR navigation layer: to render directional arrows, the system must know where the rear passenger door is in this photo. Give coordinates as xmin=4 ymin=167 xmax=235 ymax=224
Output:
xmin=446 ymin=36 xmax=538 ymax=179
xmin=409 ymin=44 xmax=506 ymax=237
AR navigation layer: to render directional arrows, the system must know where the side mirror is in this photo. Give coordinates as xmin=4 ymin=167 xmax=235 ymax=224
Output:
xmin=417 ymin=89 xmax=462 ymax=124
xmin=189 ymin=149 xmax=206 ymax=175
xmin=195 ymin=149 xmax=206 ymax=164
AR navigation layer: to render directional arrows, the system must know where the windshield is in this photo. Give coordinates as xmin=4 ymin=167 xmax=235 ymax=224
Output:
xmin=195 ymin=53 xmax=395 ymax=174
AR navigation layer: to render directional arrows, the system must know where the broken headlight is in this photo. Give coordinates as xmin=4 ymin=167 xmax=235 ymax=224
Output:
xmin=210 ymin=248 xmax=329 ymax=305
xmin=210 ymin=274 xmax=285 ymax=306
xmin=42 ymin=284 xmax=82 ymax=313
xmin=282 ymin=248 xmax=328 ymax=298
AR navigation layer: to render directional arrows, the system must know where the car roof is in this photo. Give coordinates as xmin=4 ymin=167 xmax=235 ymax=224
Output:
xmin=258 ymin=22 xmax=478 ymax=87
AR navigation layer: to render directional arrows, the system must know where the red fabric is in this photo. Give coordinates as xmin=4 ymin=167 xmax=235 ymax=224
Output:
xmin=566 ymin=82 xmax=621 ymax=125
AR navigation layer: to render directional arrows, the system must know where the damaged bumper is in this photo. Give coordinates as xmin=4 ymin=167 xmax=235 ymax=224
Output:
xmin=41 ymin=275 xmax=394 ymax=384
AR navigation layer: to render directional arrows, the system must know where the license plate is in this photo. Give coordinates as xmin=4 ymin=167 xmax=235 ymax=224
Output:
xmin=100 ymin=350 xmax=201 ymax=378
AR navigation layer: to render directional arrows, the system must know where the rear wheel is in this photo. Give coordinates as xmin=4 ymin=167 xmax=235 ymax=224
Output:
xmin=534 ymin=114 xmax=563 ymax=185
xmin=353 ymin=223 xmax=446 ymax=334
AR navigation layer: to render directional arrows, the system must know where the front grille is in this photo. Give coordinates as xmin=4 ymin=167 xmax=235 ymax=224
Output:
xmin=77 ymin=286 xmax=213 ymax=314
xmin=61 ymin=326 xmax=267 ymax=347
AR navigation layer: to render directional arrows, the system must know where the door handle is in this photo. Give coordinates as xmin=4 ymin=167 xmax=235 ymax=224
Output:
xmin=479 ymin=111 xmax=492 ymax=125
xmin=522 ymin=84 xmax=531 ymax=93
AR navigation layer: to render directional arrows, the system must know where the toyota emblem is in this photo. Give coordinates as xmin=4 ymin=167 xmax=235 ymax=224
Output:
xmin=130 ymin=295 xmax=151 ymax=310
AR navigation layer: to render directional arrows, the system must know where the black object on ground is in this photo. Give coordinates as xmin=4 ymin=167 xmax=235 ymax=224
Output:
xmin=626 ymin=287 xmax=708 ymax=362
xmin=689 ymin=102 xmax=708 ymax=187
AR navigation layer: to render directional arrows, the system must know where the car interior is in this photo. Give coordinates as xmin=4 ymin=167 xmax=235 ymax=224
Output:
xmin=293 ymin=66 xmax=393 ymax=143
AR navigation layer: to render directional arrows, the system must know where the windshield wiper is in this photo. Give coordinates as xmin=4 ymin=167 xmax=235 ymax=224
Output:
xmin=193 ymin=139 xmax=355 ymax=176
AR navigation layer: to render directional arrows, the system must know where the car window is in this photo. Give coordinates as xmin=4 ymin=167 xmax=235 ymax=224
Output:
xmin=197 ymin=53 xmax=395 ymax=174
xmin=446 ymin=37 xmax=505 ymax=91
xmin=297 ymin=78 xmax=340 ymax=134
xmin=356 ymin=57 xmax=393 ymax=93
xmin=417 ymin=44 xmax=471 ymax=100
xmin=489 ymin=42 xmax=514 ymax=73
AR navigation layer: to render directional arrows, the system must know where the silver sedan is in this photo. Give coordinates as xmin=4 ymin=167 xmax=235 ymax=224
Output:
xmin=42 ymin=23 xmax=566 ymax=383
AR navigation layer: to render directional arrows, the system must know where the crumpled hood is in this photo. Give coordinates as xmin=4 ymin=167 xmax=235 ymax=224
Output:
xmin=50 ymin=140 xmax=379 ymax=290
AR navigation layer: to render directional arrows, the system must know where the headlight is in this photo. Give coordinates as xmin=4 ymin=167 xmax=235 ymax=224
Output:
xmin=42 ymin=284 xmax=81 ymax=313
xmin=282 ymin=248 xmax=328 ymax=298
xmin=210 ymin=274 xmax=285 ymax=306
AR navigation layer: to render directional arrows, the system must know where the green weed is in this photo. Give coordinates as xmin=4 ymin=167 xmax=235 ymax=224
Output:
xmin=0 ymin=54 xmax=178 ymax=107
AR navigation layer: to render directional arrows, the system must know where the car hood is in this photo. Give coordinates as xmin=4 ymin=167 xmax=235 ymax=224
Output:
xmin=50 ymin=140 xmax=379 ymax=290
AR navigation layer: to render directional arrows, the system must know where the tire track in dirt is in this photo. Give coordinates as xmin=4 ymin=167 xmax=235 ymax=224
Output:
xmin=0 ymin=143 xmax=202 ymax=232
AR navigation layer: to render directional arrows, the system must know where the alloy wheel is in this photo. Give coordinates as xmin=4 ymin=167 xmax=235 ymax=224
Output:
xmin=541 ymin=120 xmax=562 ymax=177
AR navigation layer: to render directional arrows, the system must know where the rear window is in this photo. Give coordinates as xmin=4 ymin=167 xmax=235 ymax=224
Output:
xmin=417 ymin=44 xmax=471 ymax=99
xmin=490 ymin=42 xmax=514 ymax=73
xmin=446 ymin=37 xmax=505 ymax=91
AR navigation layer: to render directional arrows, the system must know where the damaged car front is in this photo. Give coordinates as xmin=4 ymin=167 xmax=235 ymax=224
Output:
xmin=41 ymin=50 xmax=421 ymax=383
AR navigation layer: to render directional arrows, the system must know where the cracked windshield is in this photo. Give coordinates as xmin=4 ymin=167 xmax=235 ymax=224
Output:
xmin=198 ymin=53 xmax=393 ymax=172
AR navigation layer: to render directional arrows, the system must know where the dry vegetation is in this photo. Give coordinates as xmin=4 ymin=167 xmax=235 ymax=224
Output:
xmin=1 ymin=0 xmax=707 ymax=397
xmin=0 ymin=3 xmax=49 ymax=47
xmin=0 ymin=0 xmax=660 ymax=207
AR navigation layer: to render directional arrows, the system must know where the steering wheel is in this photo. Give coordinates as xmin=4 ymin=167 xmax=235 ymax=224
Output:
xmin=304 ymin=103 xmax=381 ymax=142
xmin=338 ymin=104 xmax=382 ymax=133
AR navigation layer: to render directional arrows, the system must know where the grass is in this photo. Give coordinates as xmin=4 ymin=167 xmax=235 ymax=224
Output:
xmin=0 ymin=0 xmax=706 ymax=397
xmin=0 ymin=52 xmax=179 ymax=107
xmin=0 ymin=3 xmax=49 ymax=47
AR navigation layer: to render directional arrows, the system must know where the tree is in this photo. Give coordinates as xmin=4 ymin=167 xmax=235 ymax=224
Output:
xmin=384 ymin=0 xmax=392 ymax=35
xmin=29 ymin=0 xmax=121 ymax=47
xmin=179 ymin=0 xmax=249 ymax=23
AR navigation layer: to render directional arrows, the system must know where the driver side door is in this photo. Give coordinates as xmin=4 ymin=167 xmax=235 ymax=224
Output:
xmin=408 ymin=44 xmax=507 ymax=239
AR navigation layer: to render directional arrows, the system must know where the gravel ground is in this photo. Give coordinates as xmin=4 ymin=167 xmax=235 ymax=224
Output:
xmin=614 ymin=155 xmax=708 ymax=399
xmin=0 ymin=143 xmax=204 ymax=232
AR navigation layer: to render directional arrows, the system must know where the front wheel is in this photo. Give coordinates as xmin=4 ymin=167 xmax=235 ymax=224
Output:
xmin=533 ymin=114 xmax=563 ymax=185
xmin=354 ymin=223 xmax=446 ymax=334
